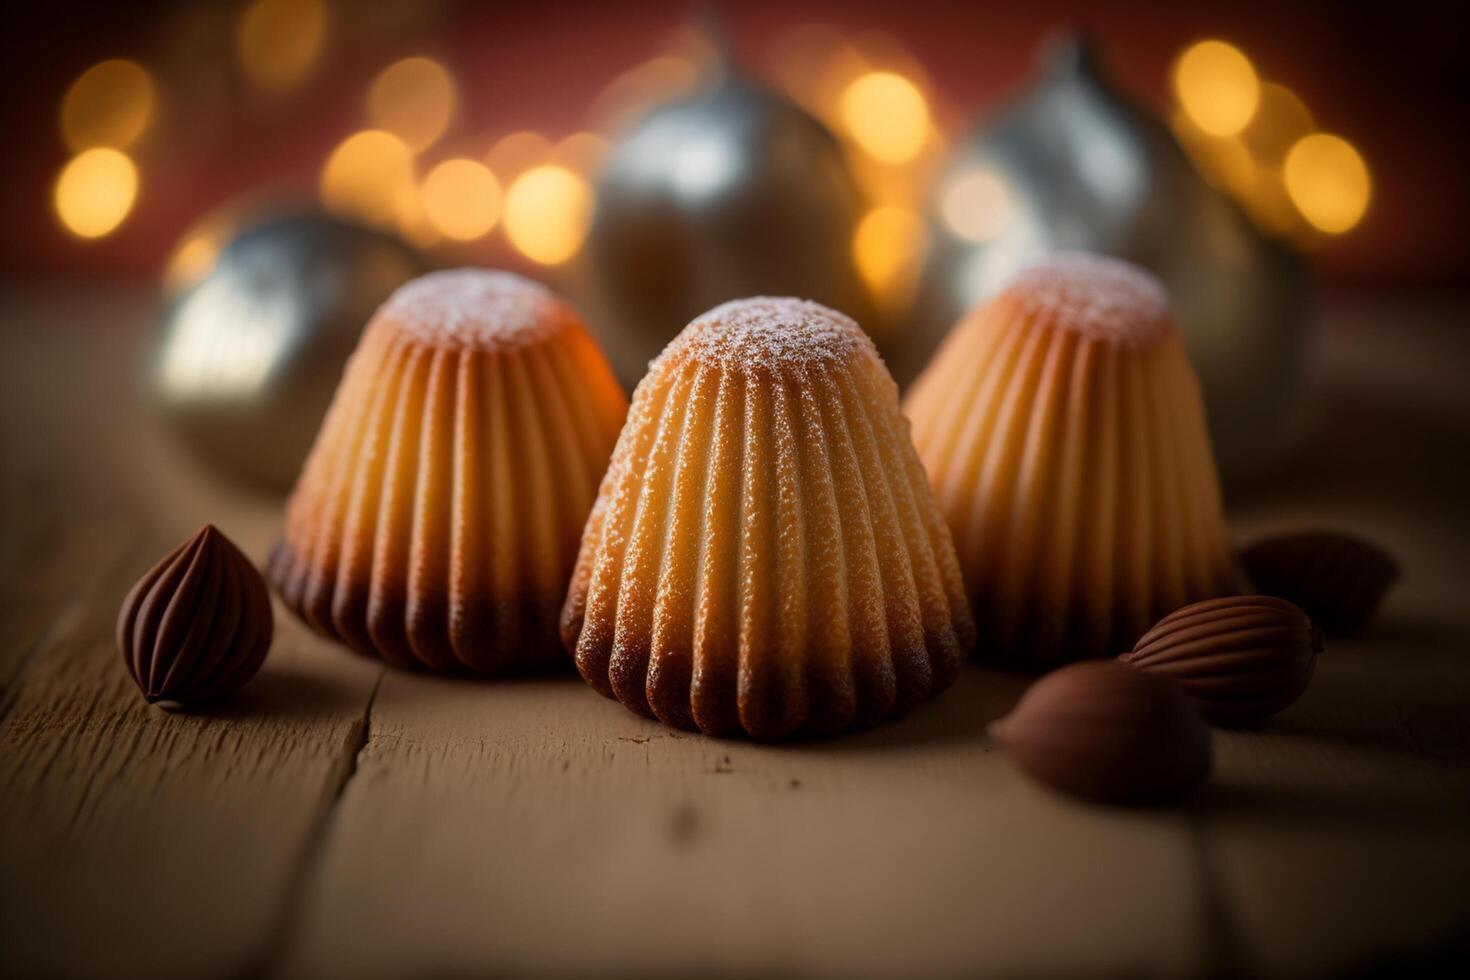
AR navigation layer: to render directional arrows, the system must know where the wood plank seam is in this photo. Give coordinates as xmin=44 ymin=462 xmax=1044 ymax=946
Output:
xmin=250 ymin=665 xmax=385 ymax=980
xmin=1188 ymin=812 xmax=1246 ymax=977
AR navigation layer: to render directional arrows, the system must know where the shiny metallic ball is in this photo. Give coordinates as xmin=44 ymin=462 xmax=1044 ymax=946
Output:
xmin=154 ymin=211 xmax=427 ymax=490
xmin=575 ymin=73 xmax=874 ymax=385
xmin=915 ymin=36 xmax=1312 ymax=483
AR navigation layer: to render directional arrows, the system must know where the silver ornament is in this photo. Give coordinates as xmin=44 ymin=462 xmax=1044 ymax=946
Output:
xmin=153 ymin=211 xmax=427 ymax=490
xmin=574 ymin=72 xmax=874 ymax=385
xmin=914 ymin=36 xmax=1312 ymax=483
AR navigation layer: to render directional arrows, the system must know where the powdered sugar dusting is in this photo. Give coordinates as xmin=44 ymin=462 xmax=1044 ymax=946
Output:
xmin=654 ymin=297 xmax=876 ymax=373
xmin=382 ymin=268 xmax=572 ymax=349
xmin=1008 ymin=252 xmax=1171 ymax=344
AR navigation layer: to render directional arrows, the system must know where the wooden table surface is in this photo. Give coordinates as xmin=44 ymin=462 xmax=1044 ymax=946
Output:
xmin=2 ymin=286 xmax=1468 ymax=980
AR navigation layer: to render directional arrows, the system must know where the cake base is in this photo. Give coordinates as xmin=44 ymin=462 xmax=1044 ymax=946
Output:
xmin=267 ymin=539 xmax=571 ymax=675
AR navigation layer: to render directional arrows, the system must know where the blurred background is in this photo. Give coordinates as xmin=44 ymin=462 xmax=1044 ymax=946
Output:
xmin=2 ymin=0 xmax=1466 ymax=490
xmin=6 ymin=0 xmax=1464 ymax=278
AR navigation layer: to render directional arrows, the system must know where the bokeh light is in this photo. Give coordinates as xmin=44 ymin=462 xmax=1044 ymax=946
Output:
xmin=853 ymin=205 xmax=924 ymax=294
xmin=487 ymin=131 xmax=552 ymax=182
xmin=420 ymin=159 xmax=501 ymax=241
xmin=840 ymin=71 xmax=930 ymax=164
xmin=941 ymin=170 xmax=1012 ymax=243
xmin=772 ymin=22 xmax=886 ymax=125
xmin=769 ymin=23 xmax=846 ymax=110
xmin=503 ymin=165 xmax=593 ymax=265
xmin=367 ymin=57 xmax=456 ymax=153
xmin=164 ymin=211 xmax=236 ymax=294
xmin=1241 ymin=171 xmax=1301 ymax=239
xmin=166 ymin=236 xmax=221 ymax=293
xmin=393 ymin=183 xmax=439 ymax=249
xmin=1172 ymin=116 xmax=1259 ymax=199
xmin=60 ymin=59 xmax=156 ymax=152
xmin=1242 ymin=83 xmax=1314 ymax=166
xmin=55 ymin=148 xmax=138 ymax=239
xmin=589 ymin=55 xmax=700 ymax=131
xmin=1173 ymin=40 xmax=1260 ymax=137
xmin=320 ymin=130 xmax=415 ymax=227
xmin=551 ymin=132 xmax=611 ymax=176
xmin=237 ymin=0 xmax=327 ymax=92
xmin=1284 ymin=133 xmax=1371 ymax=233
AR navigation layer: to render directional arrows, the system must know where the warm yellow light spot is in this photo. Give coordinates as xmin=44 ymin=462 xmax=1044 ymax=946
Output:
xmin=164 ymin=212 xmax=235 ymax=294
xmin=1284 ymin=133 xmax=1370 ymax=234
xmin=237 ymin=0 xmax=327 ymax=92
xmin=1212 ymin=137 xmax=1258 ymax=198
xmin=848 ymin=156 xmax=910 ymax=208
xmin=367 ymin=57 xmax=456 ymax=153
xmin=812 ymin=43 xmax=873 ymax=122
xmin=1173 ymin=40 xmax=1260 ymax=137
xmin=55 ymin=148 xmax=138 ymax=239
xmin=320 ymin=130 xmax=415 ymax=227
xmin=853 ymin=205 xmax=924 ymax=293
xmin=393 ymin=182 xmax=439 ymax=249
xmin=487 ymin=131 xmax=552 ymax=182
xmin=1241 ymin=169 xmax=1301 ymax=239
xmin=167 ymin=235 xmax=220 ymax=292
xmin=840 ymin=71 xmax=930 ymax=164
xmin=551 ymin=132 xmax=610 ymax=176
xmin=941 ymin=170 xmax=1011 ymax=243
xmin=1175 ymin=117 xmax=1257 ymax=198
xmin=503 ymin=165 xmax=593 ymax=265
xmin=1242 ymin=83 xmax=1314 ymax=166
xmin=420 ymin=159 xmax=501 ymax=241
xmin=60 ymin=59 xmax=155 ymax=152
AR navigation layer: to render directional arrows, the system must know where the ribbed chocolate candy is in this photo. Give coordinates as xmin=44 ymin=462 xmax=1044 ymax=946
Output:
xmin=117 ymin=525 xmax=273 ymax=706
xmin=1240 ymin=530 xmax=1399 ymax=636
xmin=1122 ymin=595 xmax=1321 ymax=725
xmin=989 ymin=661 xmax=1211 ymax=805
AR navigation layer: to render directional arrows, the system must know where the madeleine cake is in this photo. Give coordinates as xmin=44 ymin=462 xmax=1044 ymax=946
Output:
xmin=269 ymin=269 xmax=628 ymax=673
xmin=562 ymin=297 xmax=976 ymax=740
xmin=905 ymin=253 xmax=1235 ymax=669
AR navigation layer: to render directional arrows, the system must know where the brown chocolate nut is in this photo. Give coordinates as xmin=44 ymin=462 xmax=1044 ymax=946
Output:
xmin=989 ymin=661 xmax=1211 ymax=805
xmin=1122 ymin=595 xmax=1322 ymax=725
xmin=117 ymin=525 xmax=272 ymax=706
xmin=1239 ymin=530 xmax=1398 ymax=636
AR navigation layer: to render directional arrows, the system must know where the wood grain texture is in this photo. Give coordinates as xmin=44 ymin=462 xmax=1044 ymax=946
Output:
xmin=3 ymin=290 xmax=1470 ymax=979
xmin=275 ymin=668 xmax=1209 ymax=980
xmin=0 ymin=292 xmax=383 ymax=980
xmin=0 ymin=574 xmax=381 ymax=979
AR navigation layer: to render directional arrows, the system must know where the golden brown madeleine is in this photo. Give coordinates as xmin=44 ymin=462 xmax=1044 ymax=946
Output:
xmin=562 ymin=297 xmax=976 ymax=740
xmin=269 ymin=269 xmax=628 ymax=673
xmin=905 ymin=253 xmax=1235 ymax=670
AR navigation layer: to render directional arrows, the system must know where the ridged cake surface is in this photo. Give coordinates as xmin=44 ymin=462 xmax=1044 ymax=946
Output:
xmin=269 ymin=269 xmax=628 ymax=673
xmin=562 ymin=297 xmax=976 ymax=740
xmin=905 ymin=253 xmax=1234 ymax=669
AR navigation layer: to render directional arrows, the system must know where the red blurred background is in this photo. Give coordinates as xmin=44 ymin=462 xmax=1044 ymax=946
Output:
xmin=2 ymin=0 xmax=1466 ymax=286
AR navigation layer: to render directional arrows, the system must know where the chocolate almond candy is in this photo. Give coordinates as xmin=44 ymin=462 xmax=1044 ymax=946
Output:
xmin=1239 ymin=530 xmax=1399 ymax=636
xmin=990 ymin=661 xmax=1211 ymax=805
xmin=117 ymin=525 xmax=273 ymax=706
xmin=1122 ymin=595 xmax=1321 ymax=725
